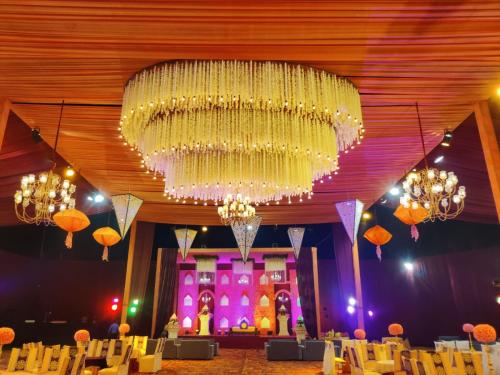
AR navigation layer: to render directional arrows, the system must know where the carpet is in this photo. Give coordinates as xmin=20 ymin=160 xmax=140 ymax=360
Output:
xmin=156 ymin=348 xmax=323 ymax=375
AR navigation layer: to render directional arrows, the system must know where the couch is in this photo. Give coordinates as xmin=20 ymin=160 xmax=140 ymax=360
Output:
xmin=301 ymin=340 xmax=326 ymax=361
xmin=177 ymin=339 xmax=214 ymax=360
xmin=265 ymin=340 xmax=302 ymax=361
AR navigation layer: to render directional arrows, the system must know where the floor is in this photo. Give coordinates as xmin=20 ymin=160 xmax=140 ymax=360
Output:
xmin=156 ymin=348 xmax=323 ymax=375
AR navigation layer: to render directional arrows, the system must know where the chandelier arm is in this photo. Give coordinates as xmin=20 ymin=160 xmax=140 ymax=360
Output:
xmin=52 ymin=100 xmax=65 ymax=167
xmin=415 ymin=102 xmax=429 ymax=169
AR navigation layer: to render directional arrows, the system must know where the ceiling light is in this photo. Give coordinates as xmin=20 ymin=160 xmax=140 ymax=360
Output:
xmin=201 ymin=226 xmax=208 ymax=232
xmin=362 ymin=212 xmax=372 ymax=220
xmin=348 ymin=297 xmax=357 ymax=306
xmin=434 ymin=155 xmax=444 ymax=164
xmin=497 ymin=87 xmax=500 ymax=96
xmin=389 ymin=187 xmax=400 ymax=196
xmin=368 ymin=310 xmax=374 ymax=317
xmin=346 ymin=305 xmax=355 ymax=314
xmin=87 ymin=196 xmax=94 ymax=202
xmin=94 ymin=194 xmax=105 ymax=203
xmin=440 ymin=130 xmax=453 ymax=147
xmin=403 ymin=262 xmax=414 ymax=272
xmin=65 ymin=167 xmax=75 ymax=177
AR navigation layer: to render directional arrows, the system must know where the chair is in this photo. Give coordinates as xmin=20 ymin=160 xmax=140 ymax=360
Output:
xmin=86 ymin=340 xmax=98 ymax=358
xmin=348 ymin=346 xmax=380 ymax=375
xmin=98 ymin=346 xmax=132 ymax=375
xmin=138 ymin=339 xmax=165 ymax=373
xmin=454 ymin=341 xmax=470 ymax=351
xmin=0 ymin=347 xmax=38 ymax=374
xmin=420 ymin=351 xmax=453 ymax=375
xmin=131 ymin=336 xmax=148 ymax=359
xmin=481 ymin=343 xmax=500 ymax=375
xmin=38 ymin=346 xmax=71 ymax=375
xmin=454 ymin=351 xmax=484 ymax=375
xmin=65 ymin=353 xmax=87 ymax=375
xmin=402 ymin=357 xmax=428 ymax=375
xmin=301 ymin=340 xmax=325 ymax=361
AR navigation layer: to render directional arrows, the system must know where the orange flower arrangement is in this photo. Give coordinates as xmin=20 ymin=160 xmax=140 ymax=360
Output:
xmin=472 ymin=324 xmax=497 ymax=344
xmin=73 ymin=329 xmax=90 ymax=342
xmin=0 ymin=327 xmax=15 ymax=344
xmin=119 ymin=323 xmax=130 ymax=335
xmin=354 ymin=329 xmax=366 ymax=340
xmin=388 ymin=323 xmax=404 ymax=336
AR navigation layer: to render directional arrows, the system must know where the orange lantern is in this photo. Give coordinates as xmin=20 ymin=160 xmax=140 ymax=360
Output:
xmin=388 ymin=323 xmax=404 ymax=337
xmin=93 ymin=227 xmax=121 ymax=262
xmin=393 ymin=204 xmax=428 ymax=241
xmin=363 ymin=225 xmax=392 ymax=261
xmin=53 ymin=209 xmax=90 ymax=249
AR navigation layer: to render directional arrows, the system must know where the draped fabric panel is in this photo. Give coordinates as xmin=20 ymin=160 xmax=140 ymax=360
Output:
xmin=129 ymin=222 xmax=156 ymax=307
xmin=154 ymin=248 xmax=179 ymax=338
xmin=332 ymin=222 xmax=357 ymax=331
xmin=296 ymin=247 xmax=318 ymax=338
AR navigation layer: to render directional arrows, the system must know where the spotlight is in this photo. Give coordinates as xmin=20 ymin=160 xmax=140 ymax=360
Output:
xmin=403 ymin=262 xmax=414 ymax=272
xmin=94 ymin=194 xmax=105 ymax=203
xmin=362 ymin=212 xmax=372 ymax=220
xmin=389 ymin=187 xmax=400 ymax=196
xmin=31 ymin=128 xmax=42 ymax=143
xmin=65 ymin=167 xmax=75 ymax=177
xmin=347 ymin=305 xmax=355 ymax=314
xmin=440 ymin=130 xmax=453 ymax=147
xmin=348 ymin=297 xmax=357 ymax=306
xmin=111 ymin=304 xmax=118 ymax=311
xmin=368 ymin=310 xmax=374 ymax=317
xmin=113 ymin=297 xmax=119 ymax=303
xmin=87 ymin=196 xmax=94 ymax=202
xmin=496 ymin=295 xmax=500 ymax=305
xmin=201 ymin=226 xmax=208 ymax=232
xmin=434 ymin=155 xmax=444 ymax=164
xmin=497 ymin=87 xmax=500 ymax=96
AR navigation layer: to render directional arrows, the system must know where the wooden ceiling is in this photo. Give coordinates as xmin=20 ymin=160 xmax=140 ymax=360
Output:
xmin=0 ymin=1 xmax=499 ymax=225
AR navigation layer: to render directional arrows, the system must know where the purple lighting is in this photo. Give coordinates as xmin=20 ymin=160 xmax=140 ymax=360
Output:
xmin=368 ymin=310 xmax=374 ymax=317
xmin=347 ymin=305 xmax=355 ymax=314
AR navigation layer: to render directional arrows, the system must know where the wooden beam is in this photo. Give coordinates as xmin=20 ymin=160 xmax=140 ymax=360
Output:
xmin=0 ymin=99 xmax=11 ymax=150
xmin=474 ymin=101 xmax=500 ymax=223
xmin=352 ymin=239 xmax=365 ymax=330
xmin=311 ymin=246 xmax=322 ymax=338
xmin=151 ymin=248 xmax=163 ymax=338
xmin=121 ymin=220 xmax=137 ymax=323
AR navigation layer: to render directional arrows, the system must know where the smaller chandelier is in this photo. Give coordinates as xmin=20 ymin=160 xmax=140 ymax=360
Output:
xmin=402 ymin=169 xmax=465 ymax=222
xmin=217 ymin=193 xmax=256 ymax=225
xmin=14 ymin=170 xmax=76 ymax=225
xmin=401 ymin=103 xmax=466 ymax=222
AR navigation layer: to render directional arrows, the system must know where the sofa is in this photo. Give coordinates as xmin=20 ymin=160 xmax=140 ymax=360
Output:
xmin=265 ymin=340 xmax=302 ymax=361
xmin=301 ymin=340 xmax=326 ymax=361
xmin=147 ymin=339 xmax=178 ymax=359
xmin=177 ymin=339 xmax=214 ymax=360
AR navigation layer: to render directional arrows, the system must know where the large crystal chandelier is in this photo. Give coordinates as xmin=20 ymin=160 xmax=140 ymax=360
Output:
xmin=400 ymin=104 xmax=466 ymax=222
xmin=14 ymin=101 xmax=77 ymax=225
xmin=120 ymin=60 xmax=364 ymax=205
xmin=217 ymin=193 xmax=255 ymax=225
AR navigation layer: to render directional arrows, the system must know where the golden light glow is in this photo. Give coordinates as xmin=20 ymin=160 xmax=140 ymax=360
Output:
xmin=121 ymin=60 xmax=363 ymax=203
xmin=362 ymin=212 xmax=372 ymax=220
xmin=65 ymin=167 xmax=75 ymax=177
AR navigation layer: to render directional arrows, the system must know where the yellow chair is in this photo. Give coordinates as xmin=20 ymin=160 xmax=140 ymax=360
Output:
xmin=138 ymin=339 xmax=165 ymax=373
xmin=419 ymin=351 xmax=454 ymax=375
xmin=98 ymin=346 xmax=132 ymax=375
xmin=131 ymin=336 xmax=148 ymax=359
xmin=348 ymin=345 xmax=381 ymax=375
xmin=85 ymin=340 xmax=98 ymax=358
xmin=0 ymin=347 xmax=39 ymax=375
xmin=402 ymin=357 xmax=429 ymax=375
xmin=454 ymin=351 xmax=484 ymax=375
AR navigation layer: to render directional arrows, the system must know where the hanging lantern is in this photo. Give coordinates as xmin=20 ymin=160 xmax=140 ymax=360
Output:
xmin=393 ymin=204 xmax=428 ymax=241
xmin=53 ymin=209 xmax=90 ymax=249
xmin=93 ymin=227 xmax=121 ymax=262
xmin=363 ymin=225 xmax=392 ymax=261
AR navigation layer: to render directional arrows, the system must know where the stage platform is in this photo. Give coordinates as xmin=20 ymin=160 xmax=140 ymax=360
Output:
xmin=178 ymin=335 xmax=296 ymax=349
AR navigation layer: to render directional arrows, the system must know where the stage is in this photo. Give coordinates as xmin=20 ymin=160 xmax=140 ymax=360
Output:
xmin=178 ymin=335 xmax=296 ymax=349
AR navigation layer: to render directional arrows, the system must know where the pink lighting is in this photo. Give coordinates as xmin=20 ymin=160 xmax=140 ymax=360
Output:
xmin=347 ymin=305 xmax=355 ymax=314
xmin=368 ymin=310 xmax=374 ymax=317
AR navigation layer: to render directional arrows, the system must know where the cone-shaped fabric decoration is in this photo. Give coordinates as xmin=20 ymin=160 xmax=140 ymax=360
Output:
xmin=393 ymin=204 xmax=428 ymax=242
xmin=231 ymin=216 xmax=262 ymax=262
xmin=93 ymin=227 xmax=121 ymax=262
xmin=175 ymin=228 xmax=198 ymax=261
xmin=335 ymin=200 xmax=364 ymax=245
xmin=363 ymin=225 xmax=392 ymax=262
xmin=53 ymin=209 xmax=90 ymax=249
xmin=111 ymin=194 xmax=143 ymax=239
xmin=287 ymin=227 xmax=305 ymax=259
